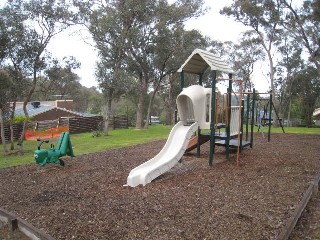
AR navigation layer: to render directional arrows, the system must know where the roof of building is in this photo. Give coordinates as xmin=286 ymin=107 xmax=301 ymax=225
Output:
xmin=14 ymin=103 xmax=94 ymax=118
xmin=177 ymin=48 xmax=235 ymax=74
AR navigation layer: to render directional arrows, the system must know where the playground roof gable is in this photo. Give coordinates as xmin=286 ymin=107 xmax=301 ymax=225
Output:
xmin=177 ymin=48 xmax=234 ymax=75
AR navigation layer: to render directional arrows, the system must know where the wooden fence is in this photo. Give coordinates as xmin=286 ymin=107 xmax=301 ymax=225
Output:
xmin=110 ymin=115 xmax=129 ymax=129
xmin=0 ymin=123 xmax=24 ymax=142
xmin=0 ymin=115 xmax=129 ymax=142
xmin=68 ymin=116 xmax=103 ymax=134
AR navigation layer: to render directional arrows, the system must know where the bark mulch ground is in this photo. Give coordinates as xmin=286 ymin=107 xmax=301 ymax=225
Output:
xmin=0 ymin=133 xmax=319 ymax=239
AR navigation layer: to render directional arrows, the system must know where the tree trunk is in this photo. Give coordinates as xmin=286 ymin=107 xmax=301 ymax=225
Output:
xmin=287 ymin=97 xmax=292 ymax=127
xmin=305 ymin=101 xmax=315 ymax=128
xmin=165 ymin=86 xmax=173 ymax=125
xmin=144 ymin=90 xmax=157 ymax=129
xmin=18 ymin=69 xmax=38 ymax=152
xmin=103 ymin=96 xmax=113 ymax=136
xmin=136 ymin=73 xmax=147 ymax=129
xmin=10 ymin=101 xmax=16 ymax=150
xmin=166 ymin=82 xmax=175 ymax=125
xmin=0 ymin=108 xmax=8 ymax=154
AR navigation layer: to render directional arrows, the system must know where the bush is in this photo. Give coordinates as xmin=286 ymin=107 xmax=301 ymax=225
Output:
xmin=13 ymin=115 xmax=33 ymax=123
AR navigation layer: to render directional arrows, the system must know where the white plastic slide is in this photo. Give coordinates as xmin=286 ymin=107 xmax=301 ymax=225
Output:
xmin=126 ymin=121 xmax=198 ymax=187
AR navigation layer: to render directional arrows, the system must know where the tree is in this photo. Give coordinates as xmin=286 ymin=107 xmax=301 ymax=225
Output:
xmin=221 ymin=0 xmax=282 ymax=126
xmin=95 ymin=60 xmax=131 ymax=135
xmin=76 ymin=0 xmax=206 ymax=129
xmin=0 ymin=70 xmax=13 ymax=154
xmin=292 ymin=65 xmax=320 ymax=127
xmin=281 ymin=0 xmax=320 ymax=76
xmin=276 ymin=35 xmax=303 ymax=126
xmin=159 ymin=29 xmax=209 ymax=125
xmin=1 ymin=0 xmax=76 ymax=151
xmin=39 ymin=57 xmax=81 ymax=100
xmin=74 ymin=0 xmax=137 ymax=134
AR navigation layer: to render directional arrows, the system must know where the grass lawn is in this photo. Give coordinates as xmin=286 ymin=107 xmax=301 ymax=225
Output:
xmin=0 ymin=124 xmax=319 ymax=169
xmin=0 ymin=124 xmax=172 ymax=169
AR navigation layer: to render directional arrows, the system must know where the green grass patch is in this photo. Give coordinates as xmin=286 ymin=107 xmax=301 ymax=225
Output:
xmin=244 ymin=125 xmax=320 ymax=134
xmin=0 ymin=124 xmax=172 ymax=169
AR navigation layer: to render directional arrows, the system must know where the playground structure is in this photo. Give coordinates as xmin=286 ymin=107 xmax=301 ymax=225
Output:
xmin=126 ymin=49 xmax=276 ymax=187
xmin=34 ymin=132 xmax=75 ymax=166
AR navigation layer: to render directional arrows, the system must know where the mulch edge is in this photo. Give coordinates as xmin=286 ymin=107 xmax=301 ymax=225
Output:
xmin=0 ymin=207 xmax=55 ymax=240
xmin=277 ymin=171 xmax=320 ymax=240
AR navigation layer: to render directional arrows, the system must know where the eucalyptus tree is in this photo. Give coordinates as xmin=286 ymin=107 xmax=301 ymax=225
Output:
xmin=74 ymin=0 xmax=141 ymax=132
xmin=158 ymin=29 xmax=209 ymax=125
xmin=221 ymin=0 xmax=283 ymax=125
xmin=276 ymin=35 xmax=304 ymax=126
xmin=0 ymin=17 xmax=9 ymax=64
xmin=1 ymin=0 xmax=76 ymax=151
xmin=0 ymin=70 xmax=13 ymax=153
xmin=281 ymin=0 xmax=320 ymax=76
xmin=75 ymin=0 xmax=206 ymax=129
xmin=38 ymin=56 xmax=81 ymax=100
xmin=292 ymin=65 xmax=320 ymax=127
xmin=95 ymin=60 xmax=131 ymax=135
xmin=123 ymin=0 xmax=205 ymax=129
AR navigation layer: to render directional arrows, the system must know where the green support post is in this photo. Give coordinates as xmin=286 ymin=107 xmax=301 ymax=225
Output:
xmin=180 ymin=70 xmax=185 ymax=91
xmin=226 ymin=73 xmax=233 ymax=160
xmin=197 ymin=127 xmax=201 ymax=158
xmin=245 ymin=94 xmax=250 ymax=141
xmin=197 ymin=73 xmax=203 ymax=158
xmin=209 ymin=71 xmax=217 ymax=166
xmin=250 ymin=89 xmax=255 ymax=148
xmin=240 ymin=99 xmax=244 ymax=151
xmin=268 ymin=91 xmax=272 ymax=142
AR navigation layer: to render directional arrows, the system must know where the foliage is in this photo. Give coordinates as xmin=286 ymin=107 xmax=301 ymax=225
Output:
xmin=281 ymin=0 xmax=320 ymax=75
xmin=0 ymin=0 xmax=77 ymax=150
xmin=35 ymin=57 xmax=81 ymax=100
xmin=75 ymin=0 xmax=207 ymax=129
xmin=292 ymin=65 xmax=320 ymax=127
xmin=221 ymin=0 xmax=282 ymax=110
xmin=12 ymin=115 xmax=33 ymax=123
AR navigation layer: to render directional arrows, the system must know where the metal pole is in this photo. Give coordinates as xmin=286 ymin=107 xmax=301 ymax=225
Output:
xmin=268 ymin=91 xmax=272 ymax=142
xmin=246 ymin=94 xmax=250 ymax=141
xmin=199 ymin=73 xmax=203 ymax=86
xmin=209 ymin=71 xmax=217 ymax=166
xmin=197 ymin=73 xmax=202 ymax=157
xmin=180 ymin=70 xmax=184 ymax=91
xmin=250 ymin=88 xmax=255 ymax=148
xmin=226 ymin=73 xmax=232 ymax=160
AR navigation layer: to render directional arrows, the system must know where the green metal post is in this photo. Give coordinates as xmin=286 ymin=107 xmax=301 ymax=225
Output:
xmin=197 ymin=73 xmax=203 ymax=157
xmin=268 ymin=91 xmax=272 ymax=142
xmin=197 ymin=127 xmax=201 ymax=158
xmin=226 ymin=73 xmax=232 ymax=160
xmin=245 ymin=94 xmax=250 ymax=141
xmin=250 ymin=88 xmax=255 ymax=148
xmin=209 ymin=71 xmax=217 ymax=166
xmin=199 ymin=73 xmax=203 ymax=86
xmin=240 ymin=100 xmax=244 ymax=151
xmin=180 ymin=71 xmax=185 ymax=91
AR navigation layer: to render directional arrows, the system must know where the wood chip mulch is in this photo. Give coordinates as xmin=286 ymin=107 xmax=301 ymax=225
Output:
xmin=0 ymin=133 xmax=319 ymax=239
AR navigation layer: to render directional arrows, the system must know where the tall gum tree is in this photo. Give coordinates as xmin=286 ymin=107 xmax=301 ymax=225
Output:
xmin=75 ymin=0 xmax=206 ymax=129
xmin=281 ymin=0 xmax=320 ymax=76
xmin=1 ymin=0 xmax=76 ymax=151
xmin=221 ymin=0 xmax=282 ymax=126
